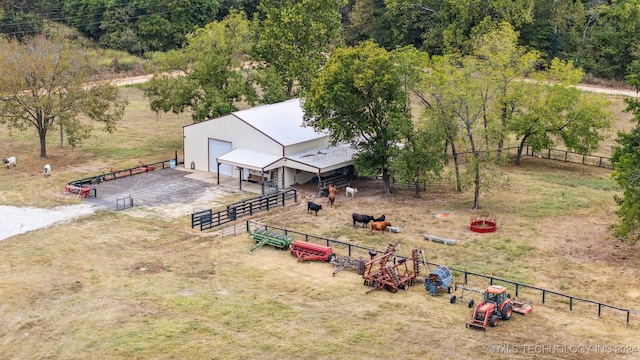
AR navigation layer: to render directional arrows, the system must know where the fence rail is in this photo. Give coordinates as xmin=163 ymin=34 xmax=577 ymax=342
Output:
xmin=246 ymin=221 xmax=638 ymax=325
xmin=318 ymin=174 xmax=351 ymax=193
xmin=528 ymin=147 xmax=612 ymax=168
xmin=453 ymin=146 xmax=612 ymax=169
xmin=191 ymin=189 xmax=298 ymax=231
xmin=190 ymin=208 xmax=236 ymax=231
xmin=442 ymin=264 xmax=638 ymax=324
xmin=67 ymin=157 xmax=179 ymax=187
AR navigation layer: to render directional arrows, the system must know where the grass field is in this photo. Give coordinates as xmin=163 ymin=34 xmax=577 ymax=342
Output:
xmin=0 ymin=87 xmax=639 ymax=359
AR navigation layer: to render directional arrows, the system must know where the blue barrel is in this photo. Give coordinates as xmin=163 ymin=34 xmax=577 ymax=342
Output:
xmin=170 ymin=159 xmax=176 ymax=168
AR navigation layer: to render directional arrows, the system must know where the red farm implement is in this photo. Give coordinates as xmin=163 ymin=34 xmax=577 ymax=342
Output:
xmin=64 ymin=184 xmax=95 ymax=199
xmin=290 ymin=241 xmax=336 ymax=262
xmin=361 ymin=242 xmax=425 ymax=294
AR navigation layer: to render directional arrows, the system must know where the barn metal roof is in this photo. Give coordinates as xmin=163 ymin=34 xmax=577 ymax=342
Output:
xmin=285 ymin=143 xmax=356 ymax=173
xmin=232 ymin=98 xmax=327 ymax=146
xmin=217 ymin=148 xmax=284 ymax=172
xmin=216 ymin=143 xmax=355 ymax=174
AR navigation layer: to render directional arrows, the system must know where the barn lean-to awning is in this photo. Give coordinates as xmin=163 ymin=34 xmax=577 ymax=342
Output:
xmin=217 ymin=144 xmax=356 ymax=174
xmin=217 ymin=148 xmax=284 ymax=172
xmin=285 ymin=143 xmax=356 ymax=174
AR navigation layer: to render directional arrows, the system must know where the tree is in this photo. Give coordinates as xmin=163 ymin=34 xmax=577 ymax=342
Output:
xmin=141 ymin=11 xmax=256 ymax=123
xmin=0 ymin=11 xmax=43 ymax=40
xmin=303 ymin=40 xmax=410 ymax=195
xmin=518 ymin=0 xmax=584 ymax=62
xmin=472 ymin=22 xmax=541 ymax=156
xmin=344 ymin=0 xmax=392 ymax=48
xmin=391 ymin=46 xmax=448 ymax=198
xmin=134 ymin=0 xmax=220 ymax=52
xmin=427 ymin=0 xmax=534 ymax=56
xmin=251 ymin=0 xmax=345 ymax=102
xmin=392 ymin=120 xmax=447 ymax=198
xmin=0 ymin=35 xmax=127 ymax=158
xmin=610 ymin=68 xmax=640 ymax=245
xmin=419 ymin=54 xmax=510 ymax=209
xmin=61 ymin=0 xmax=220 ymax=54
xmin=577 ymin=0 xmax=640 ymax=80
xmin=384 ymin=0 xmax=434 ymax=49
xmin=510 ymin=59 xmax=612 ymax=165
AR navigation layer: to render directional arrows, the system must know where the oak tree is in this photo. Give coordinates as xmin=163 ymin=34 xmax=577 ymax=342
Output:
xmin=510 ymin=59 xmax=612 ymax=165
xmin=251 ymin=0 xmax=345 ymax=102
xmin=141 ymin=11 xmax=256 ymax=123
xmin=610 ymin=68 xmax=640 ymax=245
xmin=0 ymin=35 xmax=127 ymax=158
xmin=303 ymin=40 xmax=410 ymax=195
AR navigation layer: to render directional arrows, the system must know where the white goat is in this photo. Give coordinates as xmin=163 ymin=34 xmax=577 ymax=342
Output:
xmin=346 ymin=186 xmax=358 ymax=197
xmin=44 ymin=164 xmax=51 ymax=178
xmin=3 ymin=156 xmax=16 ymax=169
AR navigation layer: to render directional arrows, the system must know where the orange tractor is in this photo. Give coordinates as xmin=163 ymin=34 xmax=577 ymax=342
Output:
xmin=466 ymin=285 xmax=514 ymax=331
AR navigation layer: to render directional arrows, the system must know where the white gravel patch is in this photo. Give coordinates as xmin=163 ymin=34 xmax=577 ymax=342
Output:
xmin=0 ymin=203 xmax=98 ymax=241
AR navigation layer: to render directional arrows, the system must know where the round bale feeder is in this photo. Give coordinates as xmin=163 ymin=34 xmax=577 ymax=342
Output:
xmin=470 ymin=213 xmax=497 ymax=233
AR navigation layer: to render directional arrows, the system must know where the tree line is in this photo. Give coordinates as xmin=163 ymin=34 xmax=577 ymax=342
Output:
xmin=1 ymin=0 xmax=639 ymax=82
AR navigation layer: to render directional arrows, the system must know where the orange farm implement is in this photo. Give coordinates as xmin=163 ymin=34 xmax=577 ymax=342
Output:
xmin=361 ymin=243 xmax=425 ymax=293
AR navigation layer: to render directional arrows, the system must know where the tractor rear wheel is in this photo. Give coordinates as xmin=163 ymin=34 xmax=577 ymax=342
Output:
xmin=502 ymin=303 xmax=513 ymax=320
xmin=489 ymin=315 xmax=499 ymax=327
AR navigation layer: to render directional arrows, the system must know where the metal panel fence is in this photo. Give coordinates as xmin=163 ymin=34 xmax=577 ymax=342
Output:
xmin=191 ymin=189 xmax=297 ymax=231
xmin=246 ymin=221 xmax=639 ymax=325
xmin=116 ymin=195 xmax=133 ymax=210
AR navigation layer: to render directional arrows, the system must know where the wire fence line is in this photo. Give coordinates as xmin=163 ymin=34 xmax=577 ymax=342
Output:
xmin=244 ymin=221 xmax=638 ymax=325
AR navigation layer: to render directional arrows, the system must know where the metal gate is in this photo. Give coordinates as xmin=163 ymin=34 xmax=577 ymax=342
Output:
xmin=262 ymin=179 xmax=279 ymax=194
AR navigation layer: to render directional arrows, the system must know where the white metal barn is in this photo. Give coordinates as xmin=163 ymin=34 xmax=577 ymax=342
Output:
xmin=182 ymin=98 xmax=356 ymax=192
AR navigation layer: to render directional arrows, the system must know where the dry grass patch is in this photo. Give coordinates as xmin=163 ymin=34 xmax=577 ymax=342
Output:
xmin=1 ymin=88 xmax=640 ymax=359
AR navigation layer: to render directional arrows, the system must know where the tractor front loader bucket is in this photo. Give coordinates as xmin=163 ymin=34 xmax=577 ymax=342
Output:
xmin=466 ymin=322 xmax=487 ymax=331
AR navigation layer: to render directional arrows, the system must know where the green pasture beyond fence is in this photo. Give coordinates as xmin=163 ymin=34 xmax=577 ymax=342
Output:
xmin=245 ymin=220 xmax=638 ymax=325
xmin=394 ymin=146 xmax=612 ymax=191
xmin=457 ymin=146 xmax=612 ymax=169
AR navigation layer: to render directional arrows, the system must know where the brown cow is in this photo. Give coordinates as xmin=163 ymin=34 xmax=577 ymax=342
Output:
xmin=328 ymin=184 xmax=338 ymax=207
xmin=369 ymin=221 xmax=392 ymax=235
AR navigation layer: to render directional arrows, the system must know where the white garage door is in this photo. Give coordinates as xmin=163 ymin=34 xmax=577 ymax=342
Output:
xmin=209 ymin=139 xmax=233 ymax=176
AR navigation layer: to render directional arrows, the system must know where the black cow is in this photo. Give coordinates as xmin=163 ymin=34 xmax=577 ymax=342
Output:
xmin=352 ymin=213 xmax=375 ymax=228
xmin=374 ymin=214 xmax=385 ymax=222
xmin=308 ymin=201 xmax=322 ymax=215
